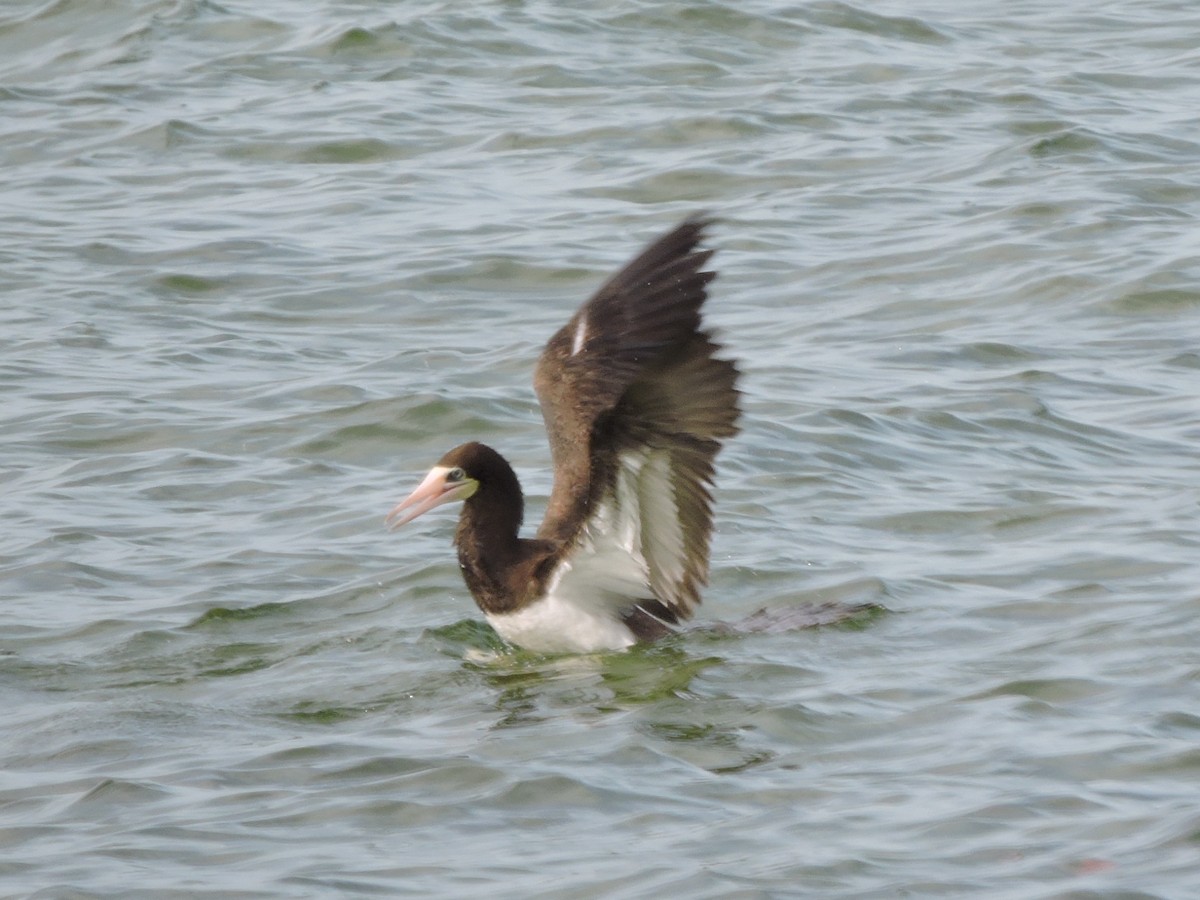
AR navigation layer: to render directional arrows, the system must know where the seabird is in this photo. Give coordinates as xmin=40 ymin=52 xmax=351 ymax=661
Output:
xmin=386 ymin=217 xmax=740 ymax=653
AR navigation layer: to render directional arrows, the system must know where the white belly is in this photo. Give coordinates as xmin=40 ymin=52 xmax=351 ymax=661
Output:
xmin=485 ymin=594 xmax=636 ymax=654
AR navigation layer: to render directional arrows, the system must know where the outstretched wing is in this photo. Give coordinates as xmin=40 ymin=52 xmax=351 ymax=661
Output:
xmin=532 ymin=216 xmax=740 ymax=623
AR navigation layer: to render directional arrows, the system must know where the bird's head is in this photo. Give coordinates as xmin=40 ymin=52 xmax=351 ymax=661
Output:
xmin=385 ymin=443 xmax=485 ymax=530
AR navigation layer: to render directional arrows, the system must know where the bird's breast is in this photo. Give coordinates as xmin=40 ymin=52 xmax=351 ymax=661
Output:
xmin=485 ymin=592 xmax=637 ymax=654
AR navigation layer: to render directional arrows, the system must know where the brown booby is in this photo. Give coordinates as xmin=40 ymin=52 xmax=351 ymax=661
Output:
xmin=386 ymin=217 xmax=740 ymax=653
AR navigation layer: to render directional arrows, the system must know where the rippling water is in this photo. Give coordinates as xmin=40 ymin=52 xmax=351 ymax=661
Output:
xmin=3 ymin=0 xmax=1200 ymax=896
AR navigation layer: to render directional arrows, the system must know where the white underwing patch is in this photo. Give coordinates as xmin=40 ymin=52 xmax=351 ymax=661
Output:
xmin=636 ymin=450 xmax=685 ymax=592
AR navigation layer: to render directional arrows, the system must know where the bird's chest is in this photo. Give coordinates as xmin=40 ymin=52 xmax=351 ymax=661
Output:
xmin=485 ymin=593 xmax=636 ymax=654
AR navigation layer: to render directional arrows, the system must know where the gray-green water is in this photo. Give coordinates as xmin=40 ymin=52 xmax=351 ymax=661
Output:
xmin=4 ymin=0 xmax=1200 ymax=896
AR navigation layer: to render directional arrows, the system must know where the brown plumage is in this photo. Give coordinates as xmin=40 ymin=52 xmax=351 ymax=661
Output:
xmin=387 ymin=217 xmax=740 ymax=653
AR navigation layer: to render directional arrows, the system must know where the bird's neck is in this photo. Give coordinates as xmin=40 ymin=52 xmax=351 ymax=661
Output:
xmin=453 ymin=461 xmax=530 ymax=615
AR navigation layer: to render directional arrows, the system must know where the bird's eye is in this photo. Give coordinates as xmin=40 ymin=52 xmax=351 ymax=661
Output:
xmin=446 ymin=467 xmax=466 ymax=482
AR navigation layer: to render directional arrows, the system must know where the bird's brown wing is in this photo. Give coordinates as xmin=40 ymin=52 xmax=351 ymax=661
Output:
xmin=532 ymin=216 xmax=740 ymax=621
